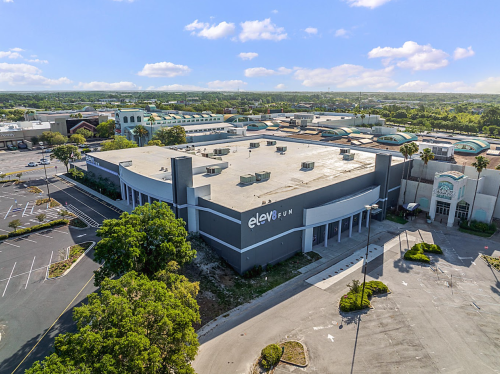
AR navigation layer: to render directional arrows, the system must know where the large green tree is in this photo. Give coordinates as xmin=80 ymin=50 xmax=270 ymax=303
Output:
xmin=28 ymin=271 xmax=200 ymax=374
xmin=96 ymin=119 xmax=115 ymax=138
xmin=69 ymin=133 xmax=86 ymax=145
xmin=93 ymin=202 xmax=196 ymax=285
xmin=152 ymin=125 xmax=186 ymax=146
xmin=51 ymin=145 xmax=82 ymax=172
xmin=25 ymin=354 xmax=90 ymax=374
xmin=133 ymin=124 xmax=149 ymax=147
xmin=40 ymin=131 xmax=68 ymax=145
xmin=75 ymin=128 xmax=94 ymax=139
xmin=101 ymin=135 xmax=138 ymax=151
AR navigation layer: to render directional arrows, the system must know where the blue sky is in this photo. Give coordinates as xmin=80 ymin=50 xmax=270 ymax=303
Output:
xmin=0 ymin=0 xmax=499 ymax=92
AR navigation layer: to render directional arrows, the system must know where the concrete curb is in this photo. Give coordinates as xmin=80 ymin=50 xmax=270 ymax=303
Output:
xmin=46 ymin=241 xmax=96 ymax=280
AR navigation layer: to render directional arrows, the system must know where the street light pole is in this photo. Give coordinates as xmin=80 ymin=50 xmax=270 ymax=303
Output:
xmin=42 ymin=162 xmax=51 ymax=201
xmin=360 ymin=204 xmax=378 ymax=308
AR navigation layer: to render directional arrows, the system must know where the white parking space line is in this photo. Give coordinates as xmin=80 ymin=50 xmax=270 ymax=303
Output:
xmin=19 ymin=237 xmax=36 ymax=243
xmin=4 ymin=205 xmax=13 ymax=219
xmin=51 ymin=229 xmax=68 ymax=235
xmin=22 ymin=201 xmax=29 ymax=216
xmin=2 ymin=262 xmax=16 ymax=297
xmin=45 ymin=251 xmax=53 ymax=279
xmin=0 ymin=228 xmax=8 ymax=232
xmin=2 ymin=241 xmax=20 ymax=247
xmin=25 ymin=256 xmax=35 ymax=289
xmin=35 ymin=232 xmax=53 ymax=239
xmin=30 ymin=204 xmax=35 ymax=214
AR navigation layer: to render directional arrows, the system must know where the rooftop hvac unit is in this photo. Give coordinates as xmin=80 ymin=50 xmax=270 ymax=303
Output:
xmin=187 ymin=151 xmax=196 ymax=155
xmin=276 ymin=146 xmax=287 ymax=152
xmin=301 ymin=161 xmax=315 ymax=170
xmin=255 ymin=171 xmax=271 ymax=181
xmin=267 ymin=140 xmax=277 ymax=146
xmin=213 ymin=148 xmax=230 ymax=155
xmin=240 ymin=174 xmax=256 ymax=184
xmin=340 ymin=148 xmax=350 ymax=154
xmin=201 ymin=152 xmax=214 ymax=158
xmin=206 ymin=166 xmax=222 ymax=175
xmin=250 ymin=142 xmax=260 ymax=148
xmin=343 ymin=153 xmax=355 ymax=161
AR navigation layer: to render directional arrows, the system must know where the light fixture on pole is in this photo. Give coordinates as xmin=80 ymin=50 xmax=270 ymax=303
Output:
xmin=359 ymin=204 xmax=378 ymax=308
xmin=42 ymin=162 xmax=51 ymax=201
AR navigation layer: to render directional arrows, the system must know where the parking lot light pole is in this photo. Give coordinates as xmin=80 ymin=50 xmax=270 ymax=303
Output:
xmin=360 ymin=204 xmax=378 ymax=308
xmin=42 ymin=162 xmax=51 ymax=201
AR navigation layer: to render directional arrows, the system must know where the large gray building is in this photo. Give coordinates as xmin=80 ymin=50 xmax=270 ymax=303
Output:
xmin=85 ymin=136 xmax=404 ymax=274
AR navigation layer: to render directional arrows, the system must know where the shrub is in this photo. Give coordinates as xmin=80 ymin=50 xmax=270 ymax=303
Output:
xmin=0 ymin=234 xmax=8 ymax=240
xmin=6 ymin=219 xmax=69 ymax=238
xmin=266 ymin=263 xmax=274 ymax=272
xmin=411 ymin=243 xmax=443 ymax=254
xmin=404 ymin=248 xmax=430 ymax=263
xmin=364 ymin=280 xmax=389 ymax=295
xmin=347 ymin=279 xmax=361 ymax=293
xmin=261 ymin=344 xmax=282 ymax=369
xmin=339 ymin=292 xmax=370 ymax=312
xmin=243 ymin=265 xmax=263 ymax=279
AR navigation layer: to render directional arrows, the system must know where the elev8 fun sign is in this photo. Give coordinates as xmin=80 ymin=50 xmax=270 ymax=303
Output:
xmin=248 ymin=209 xmax=293 ymax=228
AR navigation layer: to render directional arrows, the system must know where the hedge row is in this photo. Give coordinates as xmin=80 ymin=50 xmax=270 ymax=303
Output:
xmin=460 ymin=220 xmax=496 ymax=234
xmin=339 ymin=280 xmax=389 ymax=312
xmin=0 ymin=179 xmax=19 ymax=184
xmin=0 ymin=219 xmax=69 ymax=240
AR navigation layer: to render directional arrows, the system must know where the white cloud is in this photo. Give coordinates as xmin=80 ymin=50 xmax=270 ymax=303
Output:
xmin=0 ymin=51 xmax=23 ymax=59
xmin=75 ymin=81 xmax=139 ymax=90
xmin=147 ymin=80 xmax=247 ymax=91
xmin=271 ymin=9 xmax=278 ymax=14
xmin=10 ymin=47 xmax=23 ymax=52
xmin=335 ymin=28 xmax=348 ymax=37
xmin=345 ymin=0 xmax=393 ymax=9
xmin=3 ymin=0 xmax=14 ymax=3
xmin=244 ymin=67 xmax=292 ymax=77
xmin=368 ymin=41 xmax=449 ymax=71
xmin=138 ymin=62 xmax=191 ymax=78
xmin=294 ymin=64 xmax=397 ymax=89
xmin=207 ymin=80 xmax=247 ymax=90
xmin=0 ymin=62 xmax=71 ymax=86
xmin=185 ymin=20 xmax=235 ymax=39
xmin=238 ymin=52 xmax=258 ymax=60
xmin=305 ymin=27 xmax=318 ymax=35
xmin=454 ymin=46 xmax=475 ymax=60
xmin=398 ymin=77 xmax=500 ymax=94
xmin=275 ymin=83 xmax=285 ymax=89
xmin=26 ymin=59 xmax=48 ymax=64
xmin=239 ymin=19 xmax=287 ymax=42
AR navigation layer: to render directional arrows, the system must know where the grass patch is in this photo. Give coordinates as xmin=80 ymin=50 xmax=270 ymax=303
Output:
xmin=386 ymin=213 xmax=408 ymax=225
xmin=183 ymin=235 xmax=322 ymax=327
xmin=459 ymin=227 xmax=494 ymax=238
xmin=69 ymin=217 xmax=88 ymax=228
xmin=48 ymin=242 xmax=92 ymax=278
xmin=481 ymin=254 xmax=500 ymax=271
xmin=339 ymin=280 xmax=389 ymax=312
xmin=28 ymin=186 xmax=43 ymax=194
xmin=35 ymin=198 xmax=61 ymax=207
xmin=279 ymin=341 xmax=306 ymax=366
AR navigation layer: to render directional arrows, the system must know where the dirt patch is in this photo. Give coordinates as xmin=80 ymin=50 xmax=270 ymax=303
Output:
xmin=184 ymin=234 xmax=322 ymax=328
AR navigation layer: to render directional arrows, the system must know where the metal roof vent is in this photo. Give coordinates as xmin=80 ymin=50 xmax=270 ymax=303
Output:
xmin=255 ymin=171 xmax=271 ymax=181
xmin=301 ymin=161 xmax=315 ymax=170
xmin=213 ymin=148 xmax=230 ymax=155
xmin=340 ymin=148 xmax=350 ymax=154
xmin=267 ymin=140 xmax=277 ymax=146
xmin=206 ymin=166 xmax=222 ymax=175
xmin=343 ymin=153 xmax=355 ymax=161
xmin=250 ymin=142 xmax=260 ymax=148
xmin=240 ymin=174 xmax=256 ymax=184
xmin=276 ymin=146 xmax=287 ymax=152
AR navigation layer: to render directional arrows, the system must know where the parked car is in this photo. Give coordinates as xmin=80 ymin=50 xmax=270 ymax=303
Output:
xmin=17 ymin=143 xmax=27 ymax=149
xmin=40 ymin=160 xmax=51 ymax=165
xmin=6 ymin=145 xmax=17 ymax=151
xmin=27 ymin=162 xmax=39 ymax=167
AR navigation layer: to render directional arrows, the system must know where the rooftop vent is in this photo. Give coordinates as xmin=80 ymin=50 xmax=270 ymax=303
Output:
xmin=343 ymin=153 xmax=355 ymax=161
xmin=276 ymin=146 xmax=287 ymax=152
xmin=301 ymin=161 xmax=315 ymax=170
xmin=267 ymin=140 xmax=277 ymax=146
xmin=206 ymin=166 xmax=222 ymax=175
xmin=201 ymin=152 xmax=214 ymax=158
xmin=213 ymin=148 xmax=230 ymax=155
xmin=340 ymin=148 xmax=350 ymax=154
xmin=255 ymin=171 xmax=271 ymax=181
xmin=240 ymin=174 xmax=256 ymax=184
xmin=250 ymin=142 xmax=260 ymax=148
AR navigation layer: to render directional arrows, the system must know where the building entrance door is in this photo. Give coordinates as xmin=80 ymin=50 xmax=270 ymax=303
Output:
xmin=436 ymin=201 xmax=451 ymax=216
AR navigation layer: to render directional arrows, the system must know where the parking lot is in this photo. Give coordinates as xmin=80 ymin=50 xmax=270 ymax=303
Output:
xmin=0 ymin=170 xmax=121 ymax=373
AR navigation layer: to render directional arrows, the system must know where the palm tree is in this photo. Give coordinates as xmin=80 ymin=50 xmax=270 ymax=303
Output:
xmin=469 ymin=156 xmax=490 ymax=224
xmin=148 ymin=116 xmax=156 ymax=143
xmin=402 ymin=142 xmax=418 ymax=204
xmin=414 ymin=148 xmax=435 ymax=203
xmin=133 ymin=124 xmax=149 ymax=147
xmin=360 ymin=113 xmax=366 ymax=125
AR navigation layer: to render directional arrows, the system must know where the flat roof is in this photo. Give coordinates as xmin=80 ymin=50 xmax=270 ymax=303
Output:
xmin=187 ymin=138 xmax=402 ymax=211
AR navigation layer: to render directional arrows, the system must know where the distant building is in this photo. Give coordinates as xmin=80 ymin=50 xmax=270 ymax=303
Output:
xmin=224 ymin=108 xmax=238 ymax=114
